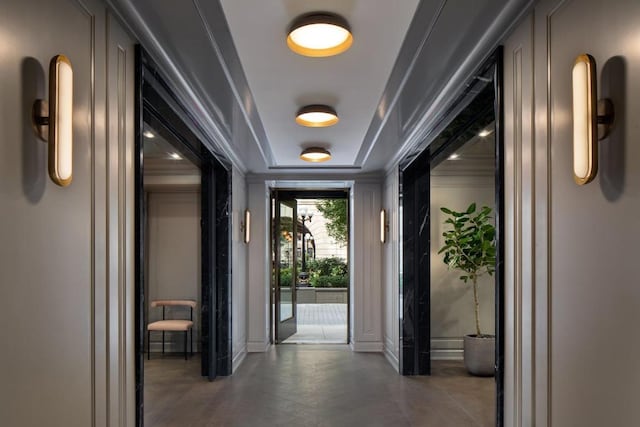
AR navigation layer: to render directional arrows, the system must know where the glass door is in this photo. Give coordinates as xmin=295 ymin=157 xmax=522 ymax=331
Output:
xmin=274 ymin=197 xmax=297 ymax=342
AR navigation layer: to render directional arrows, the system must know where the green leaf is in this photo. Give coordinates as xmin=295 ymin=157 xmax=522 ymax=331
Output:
xmin=466 ymin=203 xmax=476 ymax=214
xmin=440 ymin=207 xmax=453 ymax=214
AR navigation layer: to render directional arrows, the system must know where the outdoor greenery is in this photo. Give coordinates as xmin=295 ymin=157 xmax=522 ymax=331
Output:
xmin=315 ymin=199 xmax=347 ymax=245
xmin=307 ymin=257 xmax=348 ymax=288
xmin=278 ymin=257 xmax=348 ymax=288
xmin=312 ymin=275 xmax=349 ymax=288
xmin=279 ymin=267 xmax=292 ymax=287
xmin=438 ymin=203 xmax=496 ymax=337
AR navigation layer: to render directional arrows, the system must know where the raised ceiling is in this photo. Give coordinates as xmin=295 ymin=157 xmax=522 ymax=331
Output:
xmin=109 ymin=0 xmax=532 ymax=176
xmin=218 ymin=0 xmax=420 ymax=168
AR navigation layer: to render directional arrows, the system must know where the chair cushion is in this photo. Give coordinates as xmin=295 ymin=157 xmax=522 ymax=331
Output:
xmin=147 ymin=320 xmax=193 ymax=331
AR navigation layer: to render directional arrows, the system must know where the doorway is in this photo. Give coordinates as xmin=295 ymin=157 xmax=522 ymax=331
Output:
xmin=399 ymin=47 xmax=504 ymax=426
xmin=271 ymin=190 xmax=350 ymax=345
xmin=134 ymin=46 xmax=232 ymax=426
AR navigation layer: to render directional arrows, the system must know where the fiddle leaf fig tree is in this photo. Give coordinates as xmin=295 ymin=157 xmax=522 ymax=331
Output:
xmin=438 ymin=203 xmax=496 ymax=337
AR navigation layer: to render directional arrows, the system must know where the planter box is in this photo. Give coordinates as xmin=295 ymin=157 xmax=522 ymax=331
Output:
xmin=296 ymin=287 xmax=348 ymax=304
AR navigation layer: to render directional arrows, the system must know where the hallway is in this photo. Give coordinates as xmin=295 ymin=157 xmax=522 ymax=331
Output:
xmin=144 ymin=346 xmax=494 ymax=426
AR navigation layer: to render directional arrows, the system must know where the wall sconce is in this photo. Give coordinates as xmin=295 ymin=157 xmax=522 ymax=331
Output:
xmin=380 ymin=209 xmax=388 ymax=243
xmin=572 ymin=54 xmax=614 ymax=185
xmin=241 ymin=209 xmax=251 ymax=244
xmin=32 ymin=55 xmax=73 ymax=187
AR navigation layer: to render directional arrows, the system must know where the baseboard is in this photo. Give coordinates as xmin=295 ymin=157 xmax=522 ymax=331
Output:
xmin=232 ymin=345 xmax=247 ymax=372
xmin=350 ymin=341 xmax=383 ymax=352
xmin=247 ymin=340 xmax=271 ymax=352
xmin=383 ymin=346 xmax=399 ymax=371
xmin=431 ymin=337 xmax=464 ymax=360
xmin=431 ymin=349 xmax=464 ymax=360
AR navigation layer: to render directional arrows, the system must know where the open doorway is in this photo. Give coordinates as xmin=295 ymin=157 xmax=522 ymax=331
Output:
xmin=271 ymin=190 xmax=350 ymax=344
xmin=399 ymin=47 xmax=504 ymax=426
xmin=134 ymin=46 xmax=232 ymax=426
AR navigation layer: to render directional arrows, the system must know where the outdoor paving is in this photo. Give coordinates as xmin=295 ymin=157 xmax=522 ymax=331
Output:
xmin=283 ymin=303 xmax=347 ymax=344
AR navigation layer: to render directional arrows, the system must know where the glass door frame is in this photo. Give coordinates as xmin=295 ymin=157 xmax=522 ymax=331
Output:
xmin=269 ymin=189 xmax=351 ymax=345
xmin=273 ymin=195 xmax=298 ymax=343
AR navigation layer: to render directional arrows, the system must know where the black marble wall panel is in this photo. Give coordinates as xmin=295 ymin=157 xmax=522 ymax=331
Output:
xmin=214 ymin=163 xmax=232 ymax=376
xmin=201 ymin=164 xmax=216 ymax=379
xmin=400 ymin=148 xmax=431 ymax=376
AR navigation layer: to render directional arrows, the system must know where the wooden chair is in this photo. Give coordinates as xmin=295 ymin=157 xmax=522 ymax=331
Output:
xmin=147 ymin=299 xmax=196 ymax=360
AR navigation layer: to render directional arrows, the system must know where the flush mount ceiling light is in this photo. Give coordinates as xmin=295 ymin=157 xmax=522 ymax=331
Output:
xmin=478 ymin=129 xmax=492 ymax=137
xmin=32 ymin=54 xmax=73 ymax=187
xmin=300 ymin=147 xmax=332 ymax=162
xmin=169 ymin=152 xmax=182 ymax=160
xmin=571 ymin=53 xmax=614 ymax=185
xmin=295 ymin=105 xmax=339 ymax=127
xmin=287 ymin=12 xmax=353 ymax=57
xmin=448 ymin=153 xmax=460 ymax=160
xmin=143 ymin=130 xmax=155 ymax=138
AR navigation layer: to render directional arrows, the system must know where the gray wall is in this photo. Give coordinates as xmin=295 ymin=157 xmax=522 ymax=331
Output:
xmin=0 ymin=0 xmax=136 ymax=425
xmin=504 ymin=0 xmax=640 ymax=424
xmin=430 ymin=175 xmax=495 ymax=359
xmin=146 ymin=191 xmax=201 ymax=352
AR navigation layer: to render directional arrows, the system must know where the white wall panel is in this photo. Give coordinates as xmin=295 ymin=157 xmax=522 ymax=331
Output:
xmin=350 ymin=182 xmax=383 ymax=351
xmin=231 ymin=167 xmax=247 ymax=370
xmin=383 ymin=169 xmax=400 ymax=368
xmin=246 ymin=180 xmax=270 ymax=352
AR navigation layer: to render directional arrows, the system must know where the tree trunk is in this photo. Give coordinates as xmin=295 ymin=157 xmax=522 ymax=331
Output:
xmin=472 ymin=275 xmax=481 ymax=336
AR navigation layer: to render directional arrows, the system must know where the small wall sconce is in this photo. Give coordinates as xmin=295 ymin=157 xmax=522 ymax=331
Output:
xmin=380 ymin=209 xmax=388 ymax=243
xmin=572 ymin=54 xmax=614 ymax=185
xmin=32 ymin=55 xmax=73 ymax=187
xmin=241 ymin=209 xmax=251 ymax=244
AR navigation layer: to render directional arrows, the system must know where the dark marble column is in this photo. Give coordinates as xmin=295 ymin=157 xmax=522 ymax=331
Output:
xmin=214 ymin=163 xmax=232 ymax=376
xmin=400 ymin=148 xmax=431 ymax=375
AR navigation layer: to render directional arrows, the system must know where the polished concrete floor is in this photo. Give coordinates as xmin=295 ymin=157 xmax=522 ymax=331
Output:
xmin=283 ymin=304 xmax=347 ymax=344
xmin=144 ymin=345 xmax=495 ymax=426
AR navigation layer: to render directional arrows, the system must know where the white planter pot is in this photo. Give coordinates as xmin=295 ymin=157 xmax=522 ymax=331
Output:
xmin=463 ymin=334 xmax=495 ymax=376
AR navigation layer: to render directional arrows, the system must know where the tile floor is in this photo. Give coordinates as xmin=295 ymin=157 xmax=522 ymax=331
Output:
xmin=283 ymin=304 xmax=347 ymax=344
xmin=144 ymin=345 xmax=495 ymax=426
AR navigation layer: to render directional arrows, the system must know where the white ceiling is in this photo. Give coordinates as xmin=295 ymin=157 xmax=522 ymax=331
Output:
xmin=219 ymin=0 xmax=420 ymax=168
xmin=111 ymin=0 xmax=531 ymax=176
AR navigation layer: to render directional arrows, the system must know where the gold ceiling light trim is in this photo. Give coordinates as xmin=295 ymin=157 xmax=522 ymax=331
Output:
xmin=287 ymin=12 xmax=353 ymax=57
xmin=300 ymin=147 xmax=332 ymax=163
xmin=295 ymin=104 xmax=339 ymax=127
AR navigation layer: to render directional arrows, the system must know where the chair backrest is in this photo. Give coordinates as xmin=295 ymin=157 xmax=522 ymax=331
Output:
xmin=150 ymin=299 xmax=196 ymax=322
xmin=150 ymin=299 xmax=197 ymax=309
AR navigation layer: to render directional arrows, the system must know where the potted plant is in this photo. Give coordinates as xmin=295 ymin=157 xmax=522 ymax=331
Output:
xmin=438 ymin=202 xmax=496 ymax=376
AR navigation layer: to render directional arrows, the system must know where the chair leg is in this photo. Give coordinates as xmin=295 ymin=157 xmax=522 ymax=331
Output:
xmin=147 ymin=330 xmax=151 ymax=360
xmin=162 ymin=331 xmax=165 ymax=354
xmin=190 ymin=328 xmax=193 ymax=356
xmin=184 ymin=331 xmax=187 ymax=360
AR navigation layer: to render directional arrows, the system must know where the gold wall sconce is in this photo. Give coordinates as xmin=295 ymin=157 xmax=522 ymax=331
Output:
xmin=572 ymin=54 xmax=614 ymax=185
xmin=241 ymin=209 xmax=251 ymax=244
xmin=33 ymin=55 xmax=73 ymax=187
xmin=380 ymin=209 xmax=388 ymax=243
